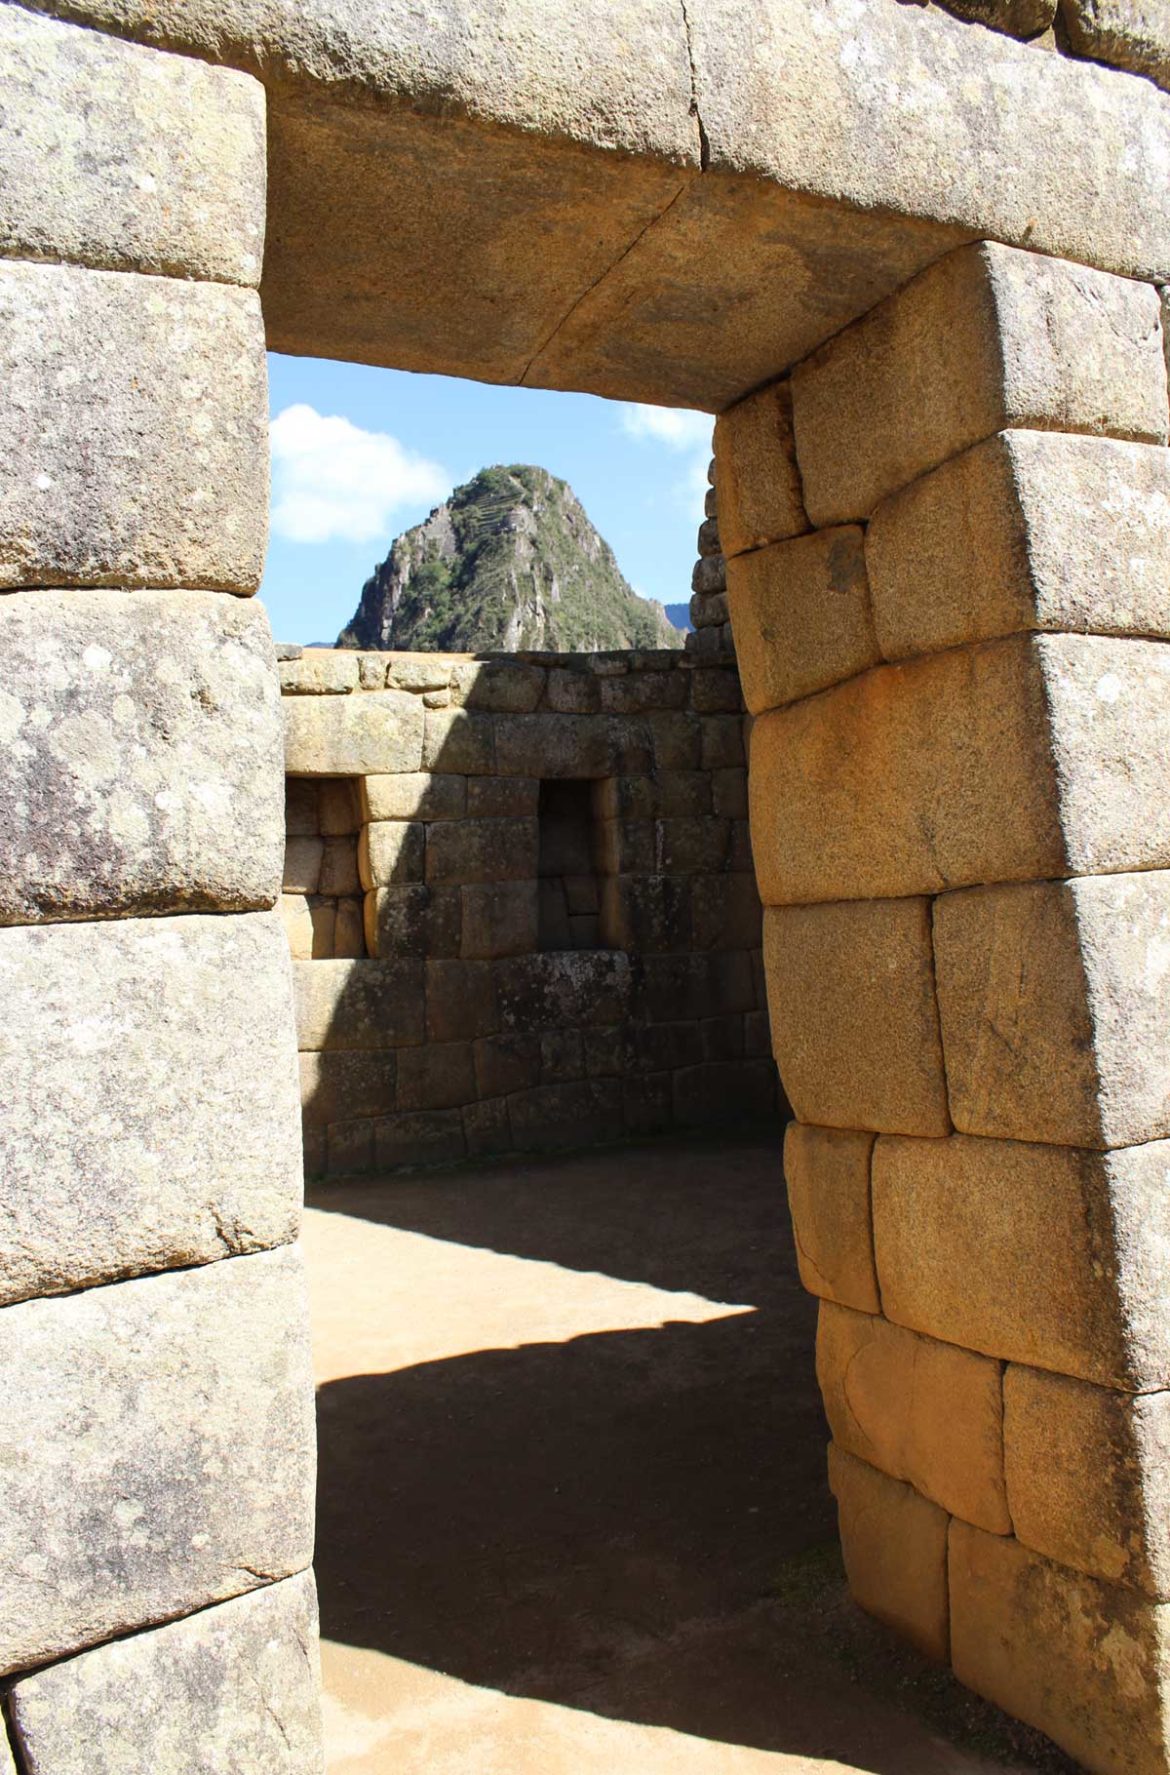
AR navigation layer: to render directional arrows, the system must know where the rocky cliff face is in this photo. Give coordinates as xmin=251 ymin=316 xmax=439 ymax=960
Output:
xmin=338 ymin=464 xmax=683 ymax=653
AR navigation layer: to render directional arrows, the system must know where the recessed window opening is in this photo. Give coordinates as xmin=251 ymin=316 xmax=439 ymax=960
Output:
xmin=282 ymin=776 xmax=366 ymax=959
xmin=537 ymin=778 xmax=606 ymax=952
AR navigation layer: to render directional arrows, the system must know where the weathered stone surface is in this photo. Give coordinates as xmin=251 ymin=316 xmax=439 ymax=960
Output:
xmin=283 ymin=837 xmax=323 ymax=895
xmin=373 ymin=1107 xmax=466 ymax=1169
xmin=784 ymin=1123 xmax=879 ymax=1313
xmin=425 ymin=816 xmax=538 ymax=884
xmin=0 ymin=1246 xmax=314 ymax=1673
xmin=292 ymin=958 xmax=424 ymax=1051
xmin=727 ymin=526 xmax=878 ymax=715
xmin=460 ymin=880 xmax=539 ymax=959
xmin=397 ymin=1040 xmax=476 ymax=1111
xmin=950 ymin=1521 xmax=1170 ymax=1775
xmin=938 ymin=0 xmax=1055 ymax=30
xmin=750 ymin=634 xmax=1170 ymax=906
xmin=451 ymin=659 xmax=546 ymax=712
xmin=281 ymin=892 xmax=314 ymax=959
xmin=284 ymin=689 xmax=424 ymax=775
xmin=1061 ymin=0 xmax=1170 ymax=92
xmin=278 ymin=650 xmax=360 ymax=694
xmin=866 ymin=432 xmax=1170 ymax=660
xmin=364 ymin=883 xmax=461 ymax=959
xmin=0 ymin=911 xmax=300 ymax=1307
xmin=496 ymin=952 xmax=631 ymax=1031
xmin=818 ymin=1302 xmax=1010 ymax=1533
xmin=0 ymin=5 xmax=265 ymax=286
xmin=358 ymin=820 xmax=425 ymax=888
xmin=828 ymin=1444 xmax=950 ymax=1661
xmin=0 ymin=1727 xmax=13 ymax=1775
xmin=934 ymin=872 xmax=1170 ymax=1150
xmin=713 ymin=380 xmax=808 ymax=558
xmin=363 ymin=772 xmax=466 ymax=821
xmin=1004 ymin=1365 xmax=1170 ymax=1596
xmin=0 ymin=589 xmax=283 ymax=922
xmin=423 ymin=706 xmax=496 ymax=774
xmin=0 ymin=261 xmax=267 ymax=591
xmin=873 ymin=1133 xmax=1170 ymax=1388
xmin=763 ymin=899 xmax=949 ymax=1135
xmin=299 ymin=1049 xmax=396 ymax=1125
xmin=5 ymin=1572 xmax=323 ymax=1775
xmin=466 ymin=775 xmax=539 ymax=817
xmin=790 ymin=241 xmax=1166 ymax=525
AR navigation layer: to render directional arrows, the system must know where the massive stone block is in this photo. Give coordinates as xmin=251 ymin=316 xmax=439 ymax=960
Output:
xmin=817 ymin=1302 xmax=1010 ymax=1533
xmin=4 ymin=1573 xmax=323 ymax=1775
xmin=292 ymin=957 xmax=425 ymax=1051
xmin=726 ymin=526 xmax=878 ymax=715
xmin=872 ymin=1134 xmax=1170 ymax=1388
xmin=934 ymin=872 xmax=1170 ymax=1150
xmin=828 ymin=1445 xmax=950 ymax=1662
xmin=762 ymin=899 xmax=949 ymax=1135
xmin=750 ymin=633 xmax=1170 ymax=905
xmin=712 ymin=381 xmax=808 ymax=558
xmin=283 ymin=689 xmax=424 ymax=775
xmin=790 ymin=241 xmax=1166 ymax=525
xmin=866 ymin=431 xmax=1170 ymax=660
xmin=0 ymin=261 xmax=267 ymax=591
xmin=358 ymin=820 xmax=425 ymax=887
xmin=0 ymin=5 xmax=265 ymax=285
xmin=1004 ymin=1365 xmax=1170 ymax=1597
xmin=950 ymin=1522 xmax=1170 ymax=1775
xmin=783 ymin=1123 xmax=879 ymax=1313
xmin=0 ymin=589 xmax=283 ymax=923
xmin=0 ymin=911 xmax=301 ymax=1307
xmin=0 ymin=1247 xmax=315 ymax=1674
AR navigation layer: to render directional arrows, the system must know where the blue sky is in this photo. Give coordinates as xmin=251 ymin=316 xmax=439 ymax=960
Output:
xmin=261 ymin=353 xmax=714 ymax=644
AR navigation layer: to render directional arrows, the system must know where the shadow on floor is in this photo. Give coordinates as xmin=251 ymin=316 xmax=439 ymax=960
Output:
xmin=310 ymin=1135 xmax=1079 ymax=1772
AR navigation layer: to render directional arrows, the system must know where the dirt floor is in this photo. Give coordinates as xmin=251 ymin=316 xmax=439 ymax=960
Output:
xmin=304 ymin=1132 xmax=1080 ymax=1775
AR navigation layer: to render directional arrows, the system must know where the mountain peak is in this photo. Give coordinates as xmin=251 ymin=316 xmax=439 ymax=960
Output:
xmin=338 ymin=464 xmax=683 ymax=653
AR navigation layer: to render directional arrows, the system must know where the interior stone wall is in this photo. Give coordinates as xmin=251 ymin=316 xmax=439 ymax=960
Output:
xmin=279 ymin=646 xmax=778 ymax=1176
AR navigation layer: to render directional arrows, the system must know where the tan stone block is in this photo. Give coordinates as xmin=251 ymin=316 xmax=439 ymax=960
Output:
xmin=357 ymin=820 xmax=425 ymax=889
xmin=790 ymin=241 xmax=1167 ymax=526
xmin=284 ymin=778 xmax=319 ymax=837
xmin=937 ymin=0 xmax=1055 ymax=31
xmin=362 ymin=772 xmax=466 ymax=822
xmin=319 ymin=836 xmax=359 ymax=897
xmin=0 ymin=262 xmax=267 ymax=591
xmin=298 ymin=1048 xmax=396 ymax=1126
xmin=450 ymin=659 xmax=546 ymax=712
xmin=278 ymin=649 xmax=359 ymax=694
xmin=763 ymin=899 xmax=949 ymax=1136
xmin=713 ymin=379 xmax=808 ymax=558
xmin=818 ymin=1302 xmax=1010 ymax=1533
xmin=373 ymin=1108 xmax=466 ymax=1170
xmin=727 ymin=525 xmax=878 ymax=716
xmin=1061 ymin=0 xmax=1170 ymax=92
xmin=866 ymin=431 xmax=1170 ymax=660
xmin=282 ymin=836 xmax=323 ymax=896
xmin=385 ymin=654 xmax=452 ymax=693
xmin=422 ymin=706 xmax=496 ymax=774
xmin=284 ymin=688 xmax=423 ymax=775
xmin=318 ymin=778 xmax=361 ymax=835
xmin=827 ymin=1444 xmax=949 ymax=1661
xmin=5 ymin=1572 xmax=323 ymax=1775
xmin=332 ymin=896 xmax=365 ymax=959
xmin=784 ymin=1123 xmax=879 ymax=1313
xmin=950 ymin=1520 xmax=1170 ymax=1774
xmin=292 ymin=957 xmax=424 ymax=1051
xmin=934 ymin=872 xmax=1170 ymax=1150
xmin=0 ymin=5 xmax=265 ymax=286
xmin=0 ymin=1247 xmax=314 ymax=1673
xmin=751 ymin=634 xmax=1170 ymax=906
xmin=280 ymin=893 xmax=313 ymax=960
xmin=364 ymin=883 xmax=461 ymax=960
xmin=465 ymin=776 xmax=538 ymax=818
xmin=425 ymin=959 xmax=499 ymax=1043
xmin=396 ymin=1041 xmax=476 ymax=1112
xmin=872 ymin=1133 xmax=1170 ymax=1389
xmin=1005 ymin=1364 xmax=1170 ymax=1597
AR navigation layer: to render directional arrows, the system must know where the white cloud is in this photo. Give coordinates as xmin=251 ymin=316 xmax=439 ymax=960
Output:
xmin=619 ymin=403 xmax=713 ymax=452
xmin=619 ymin=403 xmax=713 ymax=515
xmin=269 ymin=404 xmax=449 ymax=545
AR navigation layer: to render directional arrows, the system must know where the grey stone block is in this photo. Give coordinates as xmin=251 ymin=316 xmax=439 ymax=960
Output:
xmin=0 ymin=910 xmax=301 ymax=1307
xmin=0 ymin=261 xmax=267 ymax=591
xmin=5 ymin=1572 xmax=323 ymax=1775
xmin=0 ymin=5 xmax=265 ymax=285
xmin=283 ymin=689 xmax=424 ymax=775
xmin=0 ymin=1246 xmax=315 ymax=1674
xmin=0 ymin=589 xmax=283 ymax=923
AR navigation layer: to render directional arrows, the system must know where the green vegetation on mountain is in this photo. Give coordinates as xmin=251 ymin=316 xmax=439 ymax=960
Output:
xmin=338 ymin=464 xmax=683 ymax=653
